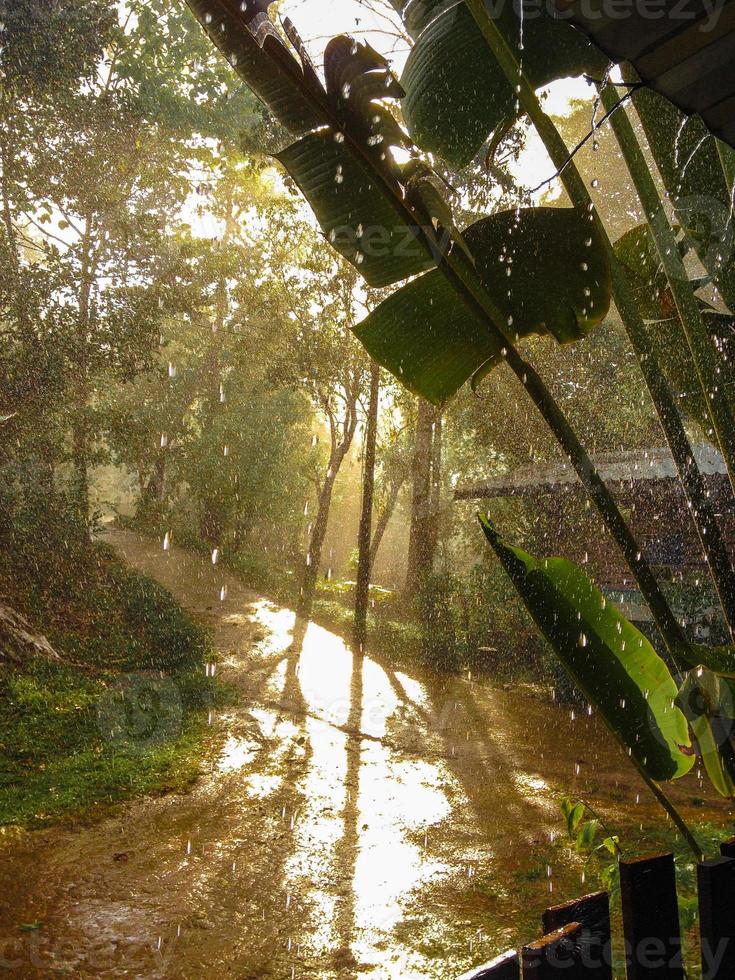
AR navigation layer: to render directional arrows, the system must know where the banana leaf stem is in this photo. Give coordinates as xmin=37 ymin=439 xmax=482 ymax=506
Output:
xmin=464 ymin=0 xmax=731 ymax=655
xmin=598 ymin=81 xmax=735 ymax=637
xmin=632 ymin=756 xmax=704 ymax=861
xmin=600 ymin=81 xmax=735 ymax=497
xmin=717 ymin=139 xmax=735 ymax=192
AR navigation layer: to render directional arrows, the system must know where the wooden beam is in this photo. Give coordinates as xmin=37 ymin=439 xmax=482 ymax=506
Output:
xmin=543 ymin=891 xmax=612 ymax=979
xmin=698 ymin=856 xmax=735 ymax=980
xmin=455 ymin=948 xmax=520 ymax=980
xmin=523 ymin=923 xmax=583 ymax=978
xmin=619 ymin=852 xmax=683 ymax=979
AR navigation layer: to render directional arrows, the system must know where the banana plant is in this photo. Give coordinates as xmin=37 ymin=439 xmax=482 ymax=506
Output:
xmin=390 ymin=0 xmax=735 ymax=829
xmin=355 ymin=205 xmax=610 ymax=401
xmin=599 ymin=80 xmax=735 ymax=506
xmin=677 ymin=667 xmax=735 ymax=801
xmin=614 ymin=224 xmax=735 ymax=447
xmin=479 ymin=514 xmax=703 ymax=856
xmin=632 ymin=86 xmax=735 ymax=314
xmin=437 ymin=0 xmax=735 ymax=642
xmin=399 ymin=0 xmax=606 ymax=168
xmin=184 ymin=0 xmax=699 ymax=672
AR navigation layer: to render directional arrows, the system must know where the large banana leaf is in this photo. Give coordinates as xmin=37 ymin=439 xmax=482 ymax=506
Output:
xmin=400 ymin=3 xmax=606 ymax=169
xmin=186 ymin=0 xmax=325 ymax=136
xmin=354 ymin=207 xmax=611 ymax=402
xmin=479 ymin=516 xmax=694 ymax=782
xmin=677 ymin=668 xmax=735 ymax=798
xmin=634 ymin=88 xmax=735 ymax=313
xmin=277 ymin=132 xmax=435 ymax=288
xmin=186 ymin=4 xmax=434 ymax=287
xmin=392 ymin=0 xmax=454 ymax=39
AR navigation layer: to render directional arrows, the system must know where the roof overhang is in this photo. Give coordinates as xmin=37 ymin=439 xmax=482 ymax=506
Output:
xmin=553 ymin=0 xmax=735 ymax=148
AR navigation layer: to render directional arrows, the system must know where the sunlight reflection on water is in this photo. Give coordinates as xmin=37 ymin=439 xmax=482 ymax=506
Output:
xmin=244 ymin=600 xmax=461 ymax=974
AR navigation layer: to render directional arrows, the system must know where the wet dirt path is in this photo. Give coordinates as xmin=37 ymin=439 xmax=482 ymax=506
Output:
xmin=0 ymin=531 xmax=730 ymax=978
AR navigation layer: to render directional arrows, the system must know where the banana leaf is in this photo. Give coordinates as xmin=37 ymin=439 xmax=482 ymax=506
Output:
xmin=400 ymin=2 xmax=606 ymax=169
xmin=186 ymin=3 xmax=434 ymax=286
xmin=277 ymin=132 xmax=435 ymax=288
xmin=479 ymin=516 xmax=694 ymax=782
xmin=681 ymin=643 xmax=735 ymax=679
xmin=354 ymin=206 xmax=611 ymax=402
xmin=186 ymin=0 xmax=325 ymax=136
xmin=677 ymin=668 xmax=735 ymax=798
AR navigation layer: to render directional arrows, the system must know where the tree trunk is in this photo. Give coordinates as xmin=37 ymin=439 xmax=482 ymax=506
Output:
xmin=136 ymin=452 xmax=167 ymax=523
xmin=70 ymin=397 xmax=90 ymax=525
xmin=353 ymin=361 xmax=380 ymax=651
xmin=427 ymin=406 xmax=442 ymax=563
xmin=71 ymin=212 xmax=97 ymax=531
xmin=199 ymin=187 xmax=235 ymax=549
xmin=404 ymin=397 xmax=435 ymax=598
xmin=369 ymin=472 xmax=406 ymax=571
xmin=298 ymin=377 xmax=360 ymax=621
xmin=298 ymin=459 xmax=341 ymax=621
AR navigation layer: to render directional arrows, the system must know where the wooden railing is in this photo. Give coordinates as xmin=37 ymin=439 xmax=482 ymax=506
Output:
xmin=457 ymin=839 xmax=735 ymax=979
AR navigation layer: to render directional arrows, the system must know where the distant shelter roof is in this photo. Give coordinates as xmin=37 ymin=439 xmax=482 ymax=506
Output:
xmin=454 ymin=444 xmax=727 ymax=500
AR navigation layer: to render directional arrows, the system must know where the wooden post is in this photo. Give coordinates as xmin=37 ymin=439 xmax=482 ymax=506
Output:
xmin=619 ymin=853 xmax=683 ymax=979
xmin=456 ymin=949 xmax=520 ymax=979
xmin=543 ymin=891 xmax=612 ymax=979
xmin=523 ymin=923 xmax=583 ymax=978
xmin=698 ymin=856 xmax=735 ymax=980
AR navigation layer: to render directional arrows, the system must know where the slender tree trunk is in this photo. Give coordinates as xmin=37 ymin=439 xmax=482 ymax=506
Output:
xmin=298 ymin=457 xmax=341 ymax=621
xmin=70 ymin=394 xmax=90 ymax=524
xmin=405 ymin=397 xmax=435 ymax=597
xmin=137 ymin=452 xmax=167 ymax=521
xmin=369 ymin=473 xmax=406 ymax=569
xmin=354 ymin=361 xmax=380 ymax=650
xmin=426 ymin=406 xmax=442 ymax=564
xmin=200 ymin=186 xmax=235 ymax=547
xmin=72 ymin=214 xmax=95 ymax=531
xmin=298 ymin=396 xmax=359 ymax=620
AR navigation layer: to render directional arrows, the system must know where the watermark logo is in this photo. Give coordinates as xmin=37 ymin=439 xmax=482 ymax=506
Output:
xmin=96 ymin=671 xmax=182 ymax=754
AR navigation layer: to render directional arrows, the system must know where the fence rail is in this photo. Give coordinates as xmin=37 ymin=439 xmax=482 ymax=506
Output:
xmin=457 ymin=838 xmax=735 ymax=980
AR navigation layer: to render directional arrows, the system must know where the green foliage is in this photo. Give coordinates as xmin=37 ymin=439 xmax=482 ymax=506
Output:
xmin=677 ymin=669 xmax=735 ymax=799
xmin=559 ymin=797 xmax=620 ymax=896
xmin=614 ymin=224 xmax=735 ymax=431
xmin=415 ymin=573 xmax=462 ymax=671
xmin=633 ymin=88 xmax=735 ymax=313
xmin=400 ymin=2 xmax=605 ymax=168
xmin=277 ymin=131 xmax=434 ymax=287
xmin=480 ymin=516 xmax=694 ymax=782
xmin=0 ymin=539 xmax=219 ymax=828
xmin=0 ymin=660 xmax=214 ymax=828
xmin=355 ymin=207 xmax=611 ymax=402
xmin=0 ymin=0 xmax=112 ymax=93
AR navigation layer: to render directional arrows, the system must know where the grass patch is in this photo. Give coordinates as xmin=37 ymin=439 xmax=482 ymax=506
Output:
xmin=0 ymin=540 xmax=225 ymax=829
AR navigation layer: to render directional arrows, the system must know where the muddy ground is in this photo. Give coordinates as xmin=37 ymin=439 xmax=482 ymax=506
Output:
xmin=0 ymin=530 xmax=730 ymax=978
